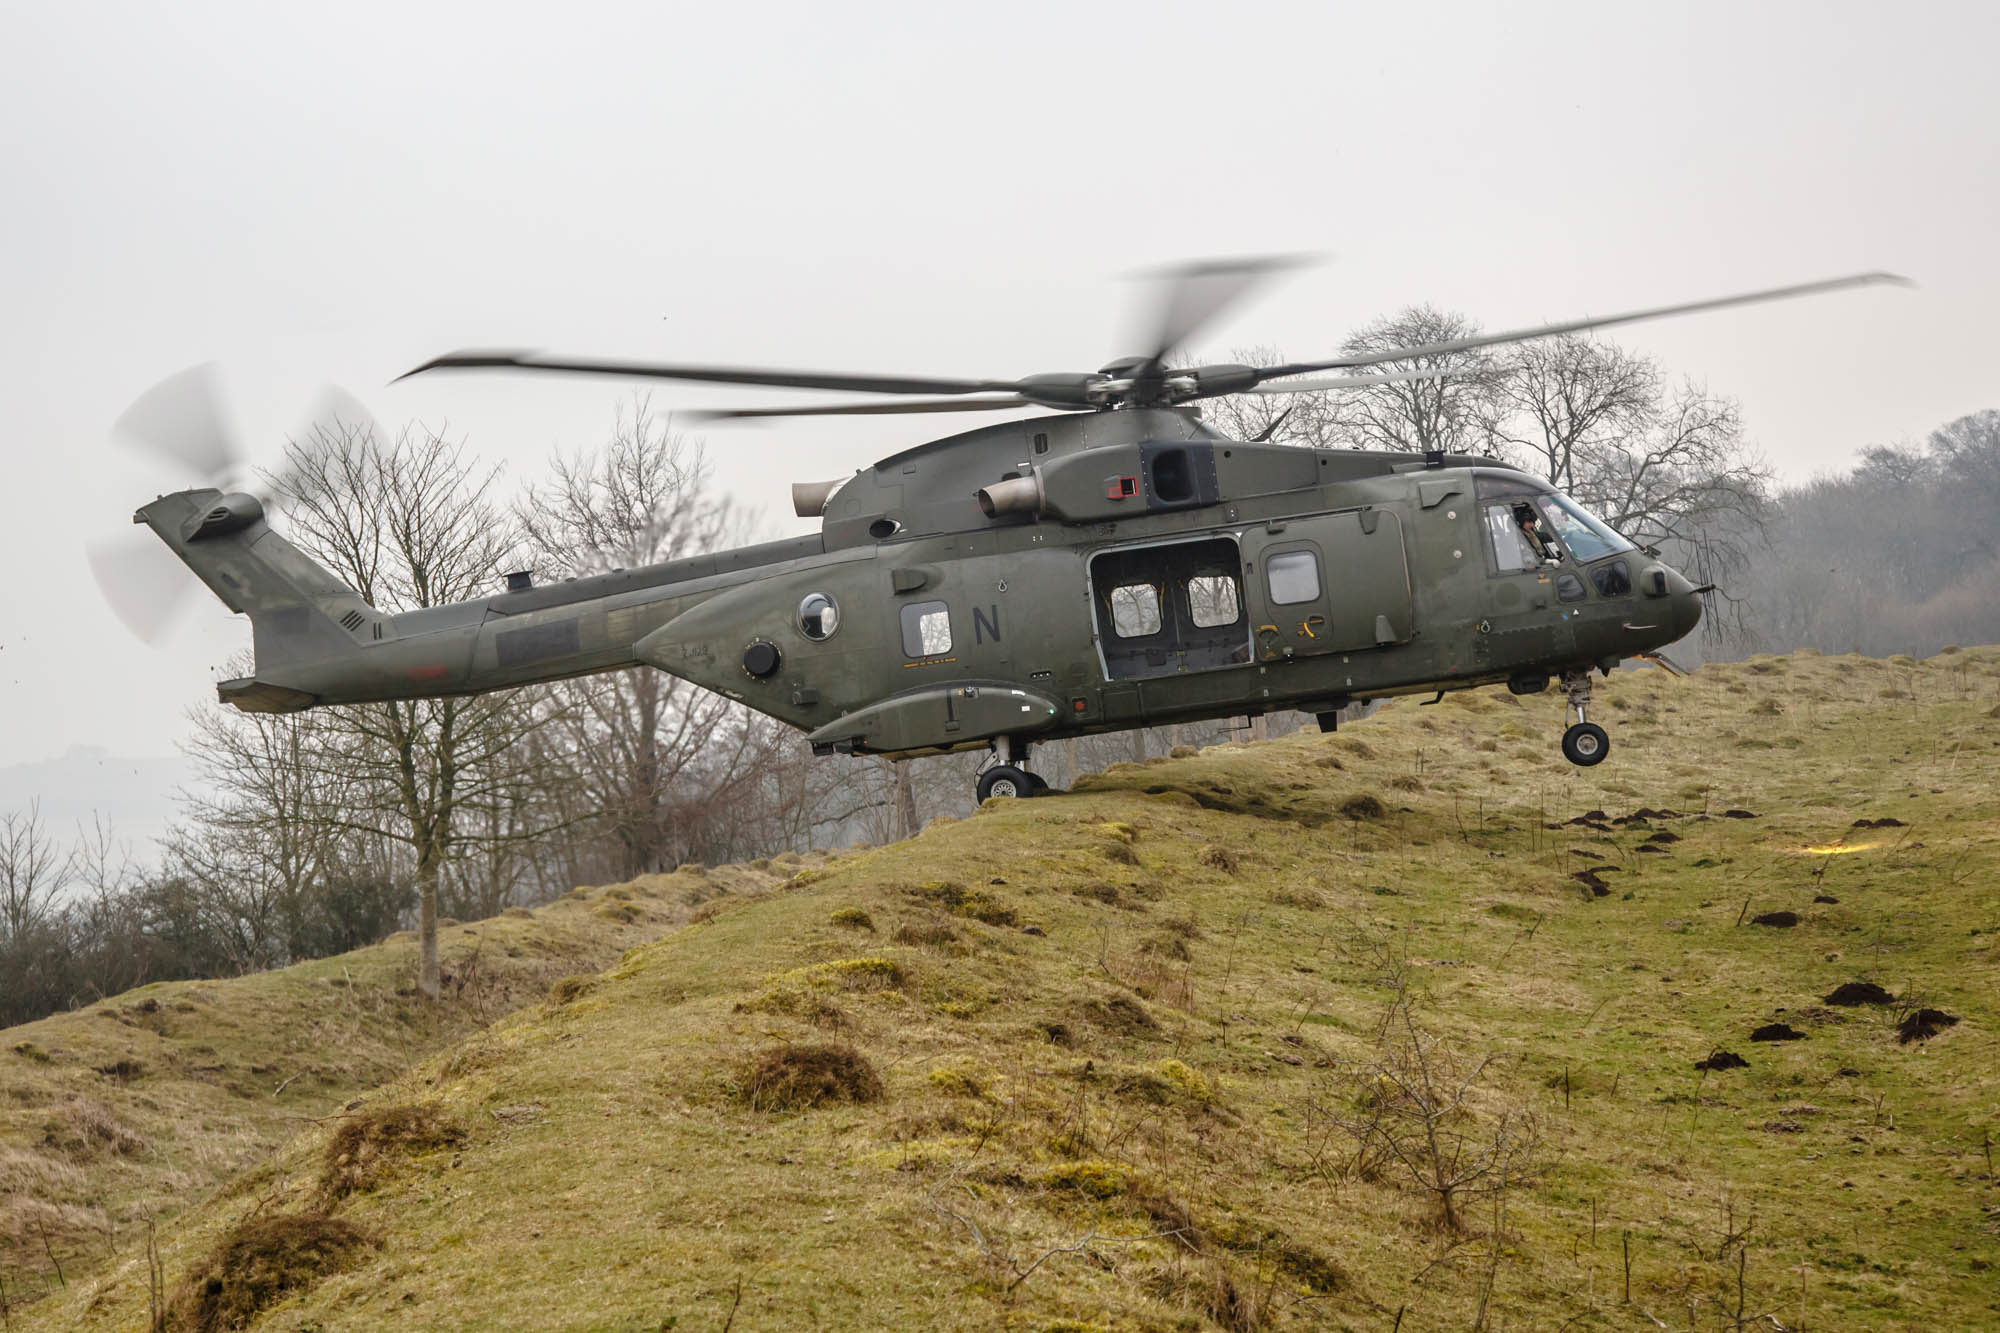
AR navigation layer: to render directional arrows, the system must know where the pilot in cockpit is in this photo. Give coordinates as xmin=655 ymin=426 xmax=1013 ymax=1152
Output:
xmin=1514 ymin=503 xmax=1561 ymax=564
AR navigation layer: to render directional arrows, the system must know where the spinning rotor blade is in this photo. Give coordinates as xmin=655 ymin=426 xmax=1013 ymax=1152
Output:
xmin=685 ymin=395 xmax=1040 ymax=422
xmin=398 ymin=349 xmax=1018 ymax=398
xmin=95 ymin=368 xmax=384 ymax=644
xmin=88 ymin=532 xmax=199 ymax=643
xmin=1237 ymin=367 xmax=1457 ymax=394
xmin=300 ymin=384 xmax=386 ymax=446
xmin=1130 ymin=254 xmax=1310 ymax=371
xmin=1258 ymin=272 xmax=1911 ymax=381
xmin=112 ymin=363 xmax=244 ymax=481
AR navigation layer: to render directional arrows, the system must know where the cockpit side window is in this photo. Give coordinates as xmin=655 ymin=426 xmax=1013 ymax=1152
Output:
xmin=1483 ymin=502 xmax=1547 ymax=573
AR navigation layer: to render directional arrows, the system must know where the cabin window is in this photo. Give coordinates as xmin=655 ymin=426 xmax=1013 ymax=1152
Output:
xmin=797 ymin=591 xmax=839 ymax=640
xmin=1556 ymin=572 xmax=1587 ymax=603
xmin=1265 ymin=551 xmax=1321 ymax=605
xmin=1186 ymin=573 xmax=1241 ymax=628
xmin=901 ymin=600 xmax=952 ymax=657
xmin=1590 ymin=559 xmax=1632 ymax=597
xmin=1108 ymin=583 xmax=1163 ymax=638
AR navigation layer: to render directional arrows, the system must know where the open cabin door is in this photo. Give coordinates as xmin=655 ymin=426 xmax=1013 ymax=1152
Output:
xmin=1242 ymin=509 xmax=1415 ymax=661
xmin=1089 ymin=537 xmax=1252 ymax=682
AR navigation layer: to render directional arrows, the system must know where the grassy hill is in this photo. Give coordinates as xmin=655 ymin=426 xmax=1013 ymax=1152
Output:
xmin=0 ymin=855 xmax=813 ymax=1311
xmin=11 ymin=649 xmax=1999 ymax=1331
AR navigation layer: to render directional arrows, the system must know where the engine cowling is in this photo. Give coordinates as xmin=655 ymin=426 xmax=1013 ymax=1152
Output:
xmin=181 ymin=492 xmax=264 ymax=542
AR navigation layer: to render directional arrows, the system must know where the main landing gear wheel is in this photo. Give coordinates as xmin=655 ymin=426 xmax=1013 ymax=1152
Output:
xmin=1028 ymin=772 xmax=1049 ymax=793
xmin=1562 ymin=721 xmax=1610 ymax=766
xmin=978 ymin=765 xmax=1036 ymax=800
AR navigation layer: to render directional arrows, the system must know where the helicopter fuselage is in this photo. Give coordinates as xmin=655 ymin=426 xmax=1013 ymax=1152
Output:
xmin=146 ymin=405 xmax=1699 ymax=769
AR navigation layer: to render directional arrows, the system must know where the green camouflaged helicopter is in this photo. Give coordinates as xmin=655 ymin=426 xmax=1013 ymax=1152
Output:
xmin=109 ymin=261 xmax=1901 ymax=800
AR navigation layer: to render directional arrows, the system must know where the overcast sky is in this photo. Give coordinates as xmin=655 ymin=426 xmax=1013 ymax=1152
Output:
xmin=1 ymin=0 xmax=1994 ymax=807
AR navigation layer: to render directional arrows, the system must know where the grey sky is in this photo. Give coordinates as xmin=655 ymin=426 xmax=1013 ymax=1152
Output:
xmin=1 ymin=0 xmax=1995 ymax=802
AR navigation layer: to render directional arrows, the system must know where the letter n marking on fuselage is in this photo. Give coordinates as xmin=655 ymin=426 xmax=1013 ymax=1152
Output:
xmin=974 ymin=604 xmax=1001 ymax=645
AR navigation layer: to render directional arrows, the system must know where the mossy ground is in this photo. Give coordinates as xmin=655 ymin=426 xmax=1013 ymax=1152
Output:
xmin=15 ymin=650 xmax=2000 ymax=1330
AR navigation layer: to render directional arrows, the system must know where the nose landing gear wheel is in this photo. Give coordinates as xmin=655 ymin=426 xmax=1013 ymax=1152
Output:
xmin=1562 ymin=721 xmax=1610 ymax=766
xmin=978 ymin=764 xmax=1036 ymax=800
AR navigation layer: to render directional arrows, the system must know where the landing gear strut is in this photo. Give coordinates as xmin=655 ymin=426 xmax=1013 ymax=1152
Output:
xmin=1560 ymin=669 xmax=1610 ymax=767
xmin=977 ymin=736 xmax=1046 ymax=800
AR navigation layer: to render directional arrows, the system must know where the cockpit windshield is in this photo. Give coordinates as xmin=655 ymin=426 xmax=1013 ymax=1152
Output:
xmin=1537 ymin=493 xmax=1634 ymax=562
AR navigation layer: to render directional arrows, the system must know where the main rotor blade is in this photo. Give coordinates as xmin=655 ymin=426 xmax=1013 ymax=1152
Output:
xmin=397 ymin=349 xmax=1019 ymax=398
xmin=1237 ymin=367 xmax=1458 ymax=394
xmin=1132 ymin=254 xmax=1310 ymax=370
xmin=684 ymin=395 xmax=1040 ymax=423
xmin=1258 ymin=272 xmax=1912 ymax=381
xmin=112 ymin=363 xmax=243 ymax=481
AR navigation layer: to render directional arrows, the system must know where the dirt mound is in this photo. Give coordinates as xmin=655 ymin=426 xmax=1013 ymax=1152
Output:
xmin=317 ymin=1104 xmax=465 ymax=1206
xmin=1572 ymin=868 xmax=1612 ymax=897
xmin=1896 ymin=1009 xmax=1961 ymax=1044
xmin=168 ymin=1213 xmax=379 ymax=1332
xmin=739 ymin=1043 xmax=885 ymax=1111
xmin=1750 ymin=1023 xmax=1806 ymax=1042
xmin=1824 ymin=982 xmax=1894 ymax=1006
xmin=1719 ymin=809 xmax=1760 ymax=819
xmin=1695 ymin=1050 xmax=1750 ymax=1071
xmin=1750 ymin=910 xmax=1799 ymax=927
xmin=1851 ymin=817 xmax=1905 ymax=829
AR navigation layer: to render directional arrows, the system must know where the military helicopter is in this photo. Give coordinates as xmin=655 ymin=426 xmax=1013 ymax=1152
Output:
xmin=111 ymin=261 xmax=1901 ymax=799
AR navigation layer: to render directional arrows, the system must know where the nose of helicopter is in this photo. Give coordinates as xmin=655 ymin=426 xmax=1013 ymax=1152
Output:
xmin=1656 ymin=563 xmax=1703 ymax=641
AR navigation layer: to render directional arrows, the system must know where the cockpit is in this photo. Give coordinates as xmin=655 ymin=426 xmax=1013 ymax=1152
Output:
xmin=1473 ymin=470 xmax=1635 ymax=575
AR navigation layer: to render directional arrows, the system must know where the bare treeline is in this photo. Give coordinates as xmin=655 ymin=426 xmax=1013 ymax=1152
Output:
xmin=1733 ymin=408 xmax=2000 ymax=657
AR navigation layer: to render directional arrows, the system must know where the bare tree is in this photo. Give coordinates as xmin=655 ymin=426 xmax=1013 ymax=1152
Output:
xmin=273 ymin=420 xmax=550 ymax=999
xmin=1197 ymin=345 xmax=1359 ymax=448
xmin=1495 ymin=334 xmax=1658 ymax=491
xmin=0 ymin=801 xmax=69 ymax=944
xmin=516 ymin=400 xmax=791 ymax=878
xmin=173 ymin=680 xmax=359 ymax=962
xmin=1335 ymin=306 xmax=1506 ymax=455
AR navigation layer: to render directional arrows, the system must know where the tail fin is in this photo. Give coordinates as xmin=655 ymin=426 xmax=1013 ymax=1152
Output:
xmin=136 ymin=489 xmax=385 ymax=713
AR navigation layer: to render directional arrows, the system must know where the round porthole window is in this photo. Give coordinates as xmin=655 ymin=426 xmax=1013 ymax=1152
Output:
xmin=798 ymin=591 xmax=839 ymax=641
